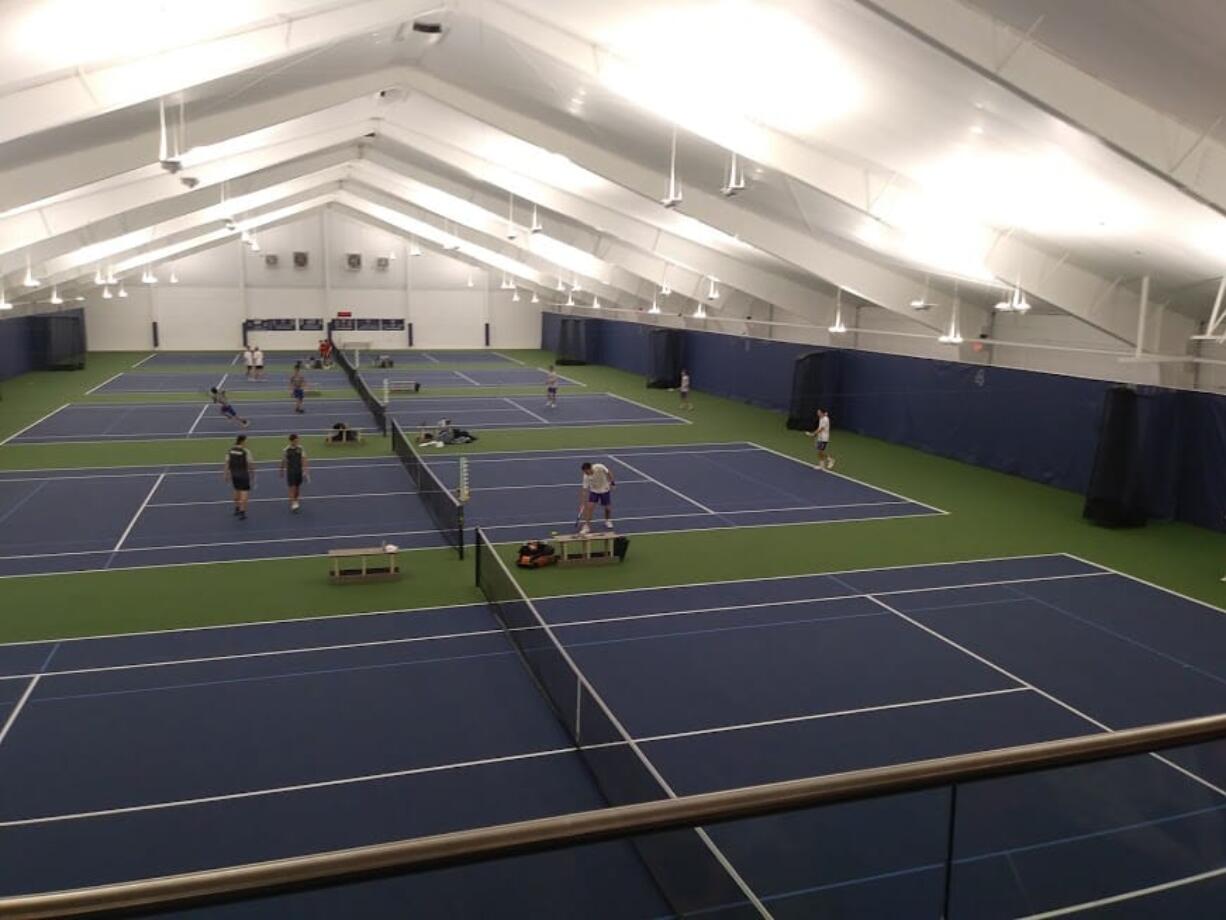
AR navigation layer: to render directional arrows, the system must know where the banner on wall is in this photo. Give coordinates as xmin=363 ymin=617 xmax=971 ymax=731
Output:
xmin=355 ymin=318 xmax=382 ymax=331
xmin=380 ymin=319 xmax=406 ymax=331
xmin=299 ymin=319 xmax=324 ymax=331
xmin=331 ymin=318 xmax=356 ymax=331
xmin=244 ymin=319 xmax=295 ymax=331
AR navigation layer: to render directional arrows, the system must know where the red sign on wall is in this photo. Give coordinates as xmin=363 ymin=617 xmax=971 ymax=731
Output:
xmin=336 ymin=310 xmax=353 ymax=318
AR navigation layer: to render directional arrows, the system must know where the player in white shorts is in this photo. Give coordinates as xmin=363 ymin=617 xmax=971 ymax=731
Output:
xmin=809 ymin=409 xmax=835 ymax=470
xmin=545 ymin=366 xmax=559 ymax=409
xmin=578 ymin=461 xmax=616 ymax=533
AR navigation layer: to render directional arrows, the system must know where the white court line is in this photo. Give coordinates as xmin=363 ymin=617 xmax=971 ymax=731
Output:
xmin=470 ymin=479 xmax=648 ymax=493
xmin=607 ymin=453 xmax=717 ymax=514
xmin=543 ymin=367 xmax=587 ymax=387
xmin=1064 ymin=553 xmax=1226 ymax=618
xmin=0 ymin=460 xmax=401 ymax=481
xmin=1021 ymin=866 xmax=1226 ymax=918
xmin=491 ymin=351 xmax=525 ymax=365
xmin=0 ymin=404 xmax=70 ymax=446
xmin=502 ymin=396 xmax=550 ymax=425
xmin=111 ymin=474 xmax=165 ymax=554
xmin=0 ymin=674 xmax=41 ymax=750
xmin=130 ymin=354 xmax=155 ymax=368
xmin=422 ymin=352 xmax=441 ymax=364
xmin=186 ymin=403 xmax=210 ymax=435
xmin=230 ymin=353 xmax=241 ymax=366
xmin=536 ymin=553 xmax=1103 ymax=602
xmin=0 ymin=554 xmax=1096 ymax=647
xmin=149 ymin=490 xmax=416 ymax=509
xmin=454 ymin=371 xmax=481 ymax=386
xmin=864 ymin=592 xmax=1226 ymax=800
xmin=605 ymin=390 xmax=691 ymax=424
xmin=747 ymin=441 xmax=950 ymax=516
xmin=84 ymin=372 xmax=123 ymax=396
xmin=0 ymin=746 xmax=579 ymax=829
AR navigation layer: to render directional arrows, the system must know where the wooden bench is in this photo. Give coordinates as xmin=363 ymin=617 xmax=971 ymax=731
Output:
xmin=328 ymin=545 xmax=400 ymax=583
xmin=555 ymin=532 xmax=620 ymax=567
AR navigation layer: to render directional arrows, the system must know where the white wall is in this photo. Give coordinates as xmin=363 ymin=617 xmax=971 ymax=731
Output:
xmin=82 ymin=209 xmax=545 ymax=351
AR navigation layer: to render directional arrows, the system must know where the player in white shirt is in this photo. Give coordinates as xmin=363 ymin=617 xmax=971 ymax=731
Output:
xmin=252 ymin=346 xmax=266 ymax=381
xmin=809 ymin=409 xmax=835 ymax=470
xmin=545 ymin=365 xmax=559 ymax=409
xmin=243 ymin=345 xmax=256 ymax=380
xmin=578 ymin=461 xmax=616 ymax=533
xmin=679 ymin=369 xmax=693 ymax=411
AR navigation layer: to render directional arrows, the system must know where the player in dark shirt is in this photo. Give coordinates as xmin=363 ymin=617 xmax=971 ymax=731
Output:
xmin=224 ymin=434 xmax=254 ymax=519
xmin=279 ymin=433 xmax=309 ymax=513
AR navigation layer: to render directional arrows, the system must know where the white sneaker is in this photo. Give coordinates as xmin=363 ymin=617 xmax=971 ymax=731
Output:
xmin=826 ymin=458 xmax=836 ymax=470
xmin=579 ymin=524 xmax=591 ymax=535
xmin=605 ymin=519 xmax=614 ymax=530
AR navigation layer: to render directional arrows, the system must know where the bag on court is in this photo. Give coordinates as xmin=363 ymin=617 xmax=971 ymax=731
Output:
xmin=516 ymin=541 xmax=557 ymax=568
xmin=613 ymin=536 xmax=630 ymax=561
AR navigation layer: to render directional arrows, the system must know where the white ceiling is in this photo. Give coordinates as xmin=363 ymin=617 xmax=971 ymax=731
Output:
xmin=3 ymin=0 xmax=1226 ymax=351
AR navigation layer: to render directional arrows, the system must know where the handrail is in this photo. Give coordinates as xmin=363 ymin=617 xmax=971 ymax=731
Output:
xmin=2 ymin=713 xmax=1224 ymax=919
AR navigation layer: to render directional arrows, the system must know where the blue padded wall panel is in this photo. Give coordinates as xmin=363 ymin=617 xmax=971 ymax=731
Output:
xmin=686 ymin=332 xmax=807 ymax=410
xmin=598 ymin=319 xmax=650 ymax=376
xmin=541 ymin=312 xmax=562 ymax=353
xmin=1177 ymin=393 xmax=1226 ymax=531
xmin=0 ymin=317 xmax=35 ymax=382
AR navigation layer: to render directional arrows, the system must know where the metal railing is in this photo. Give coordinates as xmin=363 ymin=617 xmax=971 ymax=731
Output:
xmin=2 ymin=713 xmax=1223 ymax=919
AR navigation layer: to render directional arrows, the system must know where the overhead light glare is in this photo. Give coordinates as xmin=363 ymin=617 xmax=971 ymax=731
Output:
xmin=49 ymin=286 xmax=63 ymax=305
xmin=531 ymin=292 xmax=540 ymax=304
xmin=512 ymin=289 xmax=521 ymax=302
xmin=117 ymin=285 xmax=128 ymax=299
xmin=101 ymin=286 xmax=113 ymax=299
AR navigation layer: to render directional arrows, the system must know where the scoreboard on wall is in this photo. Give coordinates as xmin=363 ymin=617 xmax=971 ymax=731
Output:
xmin=243 ymin=318 xmax=296 ymax=331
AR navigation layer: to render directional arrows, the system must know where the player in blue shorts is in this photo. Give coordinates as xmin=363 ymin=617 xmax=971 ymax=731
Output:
xmin=210 ymin=387 xmax=249 ymax=428
xmin=807 ymin=408 xmax=835 ymax=470
xmin=545 ymin=365 xmax=559 ymax=409
xmin=578 ymin=461 xmax=616 ymax=534
xmin=289 ymin=361 xmax=307 ymax=414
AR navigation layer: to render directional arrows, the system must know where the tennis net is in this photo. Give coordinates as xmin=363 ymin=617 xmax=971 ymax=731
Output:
xmin=473 ymin=528 xmax=762 ymax=917
xmin=336 ymin=346 xmax=387 ymax=436
xmin=391 ymin=420 xmax=465 ymax=559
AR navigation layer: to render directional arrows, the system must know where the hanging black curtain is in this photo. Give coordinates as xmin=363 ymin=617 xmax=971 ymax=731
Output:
xmin=556 ymin=317 xmax=590 ymax=365
xmin=646 ymin=329 xmax=683 ymax=388
xmin=30 ymin=311 xmax=86 ymax=370
xmin=786 ymin=350 xmax=840 ymax=430
xmin=1084 ymin=386 xmax=1148 ymax=527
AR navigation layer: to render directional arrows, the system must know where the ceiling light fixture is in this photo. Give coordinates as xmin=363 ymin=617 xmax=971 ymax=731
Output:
xmin=910 ymin=276 xmax=935 ymax=310
xmin=0 ymin=289 xmax=10 ymax=311
xmin=169 ymin=268 xmax=179 ymax=284
xmin=693 ymin=303 xmax=707 ymax=319
xmin=512 ymin=289 xmax=521 ymax=302
xmin=531 ymin=292 xmax=540 ymax=304
xmin=117 ymin=284 xmax=128 ymax=299
xmin=592 ymin=296 xmax=601 ymax=309
xmin=565 ymin=291 xmax=575 ymax=306
xmin=530 ymin=204 xmax=543 ymax=234
xmin=828 ymin=289 xmax=847 ymax=334
xmin=661 ymin=127 xmax=683 ymax=209
xmin=938 ymin=295 xmax=963 ymax=344
xmin=94 ymin=267 xmax=105 ymax=286
xmin=49 ymin=286 xmax=63 ymax=305
xmin=466 ymin=274 xmax=474 ymax=288
xmin=501 ymin=274 xmax=515 ymax=290
xmin=23 ymin=257 xmax=39 ymax=288
xmin=649 ymin=296 xmax=661 ymax=315
xmin=102 ymin=286 xmax=113 ymax=299
xmin=506 ymin=192 xmax=518 ymax=240
xmin=721 ymin=150 xmax=746 ymax=197
xmin=706 ymin=276 xmax=720 ymax=300
xmin=409 ymin=239 xmax=423 ymax=257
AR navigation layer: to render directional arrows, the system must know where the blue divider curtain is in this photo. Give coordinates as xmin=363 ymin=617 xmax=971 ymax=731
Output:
xmin=786 ymin=351 xmax=841 ymax=430
xmin=540 ymin=312 xmax=1226 ymax=532
xmin=646 ymin=329 xmax=683 ymax=388
xmin=1 ymin=309 xmax=86 ymax=381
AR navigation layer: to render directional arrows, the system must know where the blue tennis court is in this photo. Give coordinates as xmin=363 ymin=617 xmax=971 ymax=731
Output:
xmin=87 ymin=367 xmax=578 ymax=395
xmin=134 ymin=350 xmax=523 ymax=369
xmin=3 ymin=393 xmax=681 ymax=444
xmin=1 ymin=554 xmax=1221 ymax=916
xmin=0 ymin=443 xmax=937 ymax=577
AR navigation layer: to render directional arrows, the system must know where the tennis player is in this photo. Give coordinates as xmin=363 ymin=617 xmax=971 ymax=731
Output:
xmin=253 ymin=345 xmax=266 ymax=381
xmin=224 ymin=434 xmax=255 ymax=519
xmin=679 ymin=369 xmax=693 ymax=411
xmin=545 ymin=365 xmax=559 ymax=409
xmin=579 ymin=461 xmax=615 ymax=534
xmin=808 ymin=409 xmax=835 ymax=470
xmin=279 ymin=433 xmax=309 ymax=513
xmin=289 ymin=361 xmax=307 ymax=414
xmin=210 ymin=386 xmax=249 ymax=428
xmin=243 ymin=345 xmax=256 ymax=380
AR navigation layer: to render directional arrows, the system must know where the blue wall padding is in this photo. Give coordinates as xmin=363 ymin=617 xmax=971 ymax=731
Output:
xmin=542 ymin=313 xmax=1226 ymax=530
xmin=0 ymin=317 xmax=36 ymax=382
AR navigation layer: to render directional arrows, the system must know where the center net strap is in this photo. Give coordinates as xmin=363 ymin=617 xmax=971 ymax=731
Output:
xmin=473 ymin=528 xmax=767 ymax=918
xmin=392 ymin=420 xmax=464 ymax=559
